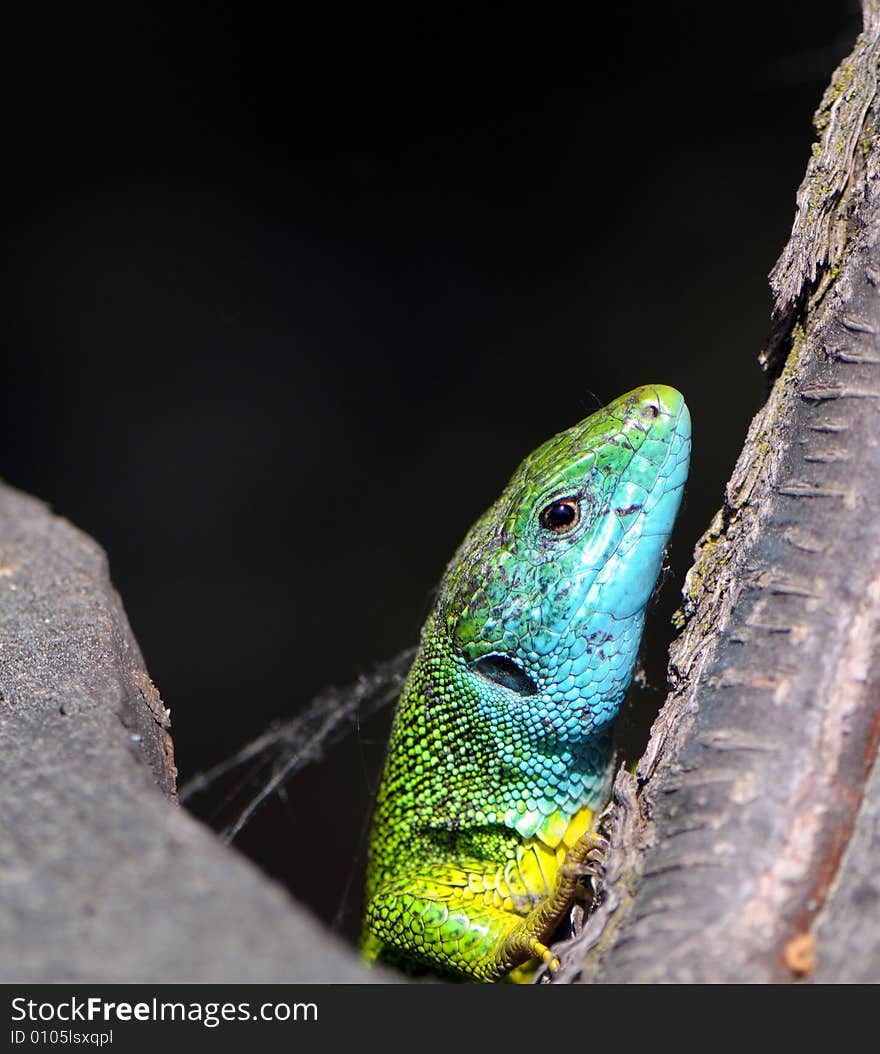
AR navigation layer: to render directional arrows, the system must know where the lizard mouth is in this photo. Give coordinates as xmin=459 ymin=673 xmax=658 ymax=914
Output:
xmin=469 ymin=654 xmax=537 ymax=696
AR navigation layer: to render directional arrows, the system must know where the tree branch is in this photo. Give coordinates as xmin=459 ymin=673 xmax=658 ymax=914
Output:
xmin=0 ymin=483 xmax=378 ymax=982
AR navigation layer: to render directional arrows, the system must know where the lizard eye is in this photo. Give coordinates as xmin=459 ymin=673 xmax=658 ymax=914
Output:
xmin=539 ymin=496 xmax=581 ymax=533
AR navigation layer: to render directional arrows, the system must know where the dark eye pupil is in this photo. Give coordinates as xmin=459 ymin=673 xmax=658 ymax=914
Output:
xmin=548 ymin=503 xmax=575 ymax=525
xmin=540 ymin=499 xmax=579 ymax=531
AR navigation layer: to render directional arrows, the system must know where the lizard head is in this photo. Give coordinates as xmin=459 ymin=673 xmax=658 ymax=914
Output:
xmin=441 ymin=384 xmax=691 ymax=739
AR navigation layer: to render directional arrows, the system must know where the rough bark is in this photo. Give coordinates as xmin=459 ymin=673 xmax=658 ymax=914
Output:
xmin=553 ymin=1 xmax=880 ymax=983
xmin=0 ymin=482 xmax=376 ymax=983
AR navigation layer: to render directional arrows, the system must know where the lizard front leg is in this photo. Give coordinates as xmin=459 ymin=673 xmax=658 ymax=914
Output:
xmin=363 ymin=834 xmax=604 ymax=983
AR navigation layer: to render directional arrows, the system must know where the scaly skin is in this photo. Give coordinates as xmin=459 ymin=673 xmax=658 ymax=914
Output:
xmin=362 ymin=386 xmax=691 ymax=982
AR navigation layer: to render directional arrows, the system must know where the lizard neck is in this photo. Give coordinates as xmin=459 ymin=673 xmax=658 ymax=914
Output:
xmin=376 ymin=614 xmax=616 ymax=842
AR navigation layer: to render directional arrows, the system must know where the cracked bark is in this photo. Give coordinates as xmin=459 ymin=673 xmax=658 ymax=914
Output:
xmin=552 ymin=1 xmax=880 ymax=983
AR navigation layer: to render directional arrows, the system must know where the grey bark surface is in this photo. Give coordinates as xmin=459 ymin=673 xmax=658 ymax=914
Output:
xmin=0 ymin=482 xmax=376 ymax=983
xmin=553 ymin=1 xmax=880 ymax=983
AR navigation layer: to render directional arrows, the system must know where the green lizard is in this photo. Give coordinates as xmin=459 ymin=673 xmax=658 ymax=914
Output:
xmin=362 ymin=385 xmax=691 ymax=982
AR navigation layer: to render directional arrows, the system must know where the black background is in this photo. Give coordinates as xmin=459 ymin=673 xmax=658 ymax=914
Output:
xmin=3 ymin=3 xmax=861 ymax=944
